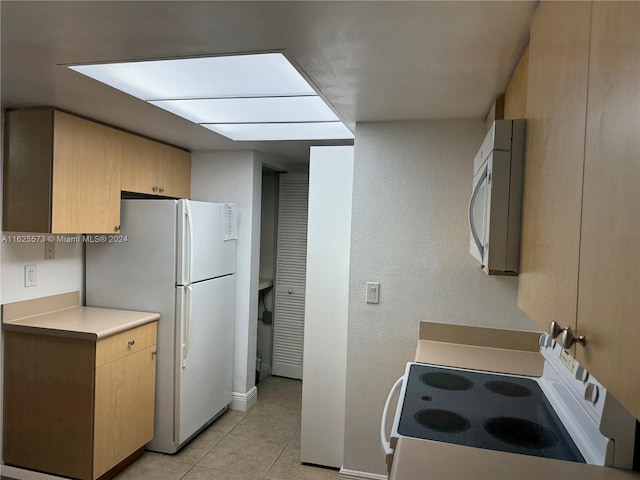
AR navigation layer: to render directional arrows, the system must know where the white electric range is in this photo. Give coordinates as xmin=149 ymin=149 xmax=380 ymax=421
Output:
xmin=382 ymin=332 xmax=639 ymax=473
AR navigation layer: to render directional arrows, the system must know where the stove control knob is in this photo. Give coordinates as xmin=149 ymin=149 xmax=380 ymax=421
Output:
xmin=584 ymin=382 xmax=599 ymax=404
xmin=575 ymin=365 xmax=589 ymax=383
xmin=538 ymin=333 xmax=555 ymax=349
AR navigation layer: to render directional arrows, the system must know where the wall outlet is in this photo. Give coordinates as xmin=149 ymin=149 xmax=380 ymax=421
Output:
xmin=24 ymin=264 xmax=37 ymax=287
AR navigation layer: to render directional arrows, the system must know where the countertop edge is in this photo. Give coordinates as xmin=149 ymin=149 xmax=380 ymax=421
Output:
xmin=3 ymin=311 xmax=160 ymax=341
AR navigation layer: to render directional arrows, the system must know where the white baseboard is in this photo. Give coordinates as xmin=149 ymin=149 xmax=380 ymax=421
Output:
xmin=1 ymin=465 xmax=70 ymax=480
xmin=230 ymin=386 xmax=258 ymax=411
xmin=339 ymin=468 xmax=388 ymax=480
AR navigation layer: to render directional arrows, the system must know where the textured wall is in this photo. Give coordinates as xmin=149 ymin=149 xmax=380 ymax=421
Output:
xmin=191 ymin=151 xmax=261 ymax=397
xmin=343 ymin=120 xmax=538 ymax=475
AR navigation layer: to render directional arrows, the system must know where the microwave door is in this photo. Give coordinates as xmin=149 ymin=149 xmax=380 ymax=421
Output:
xmin=469 ymin=163 xmax=489 ymax=264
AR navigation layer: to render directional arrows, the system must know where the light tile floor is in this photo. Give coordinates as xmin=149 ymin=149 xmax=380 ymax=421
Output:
xmin=114 ymin=376 xmax=339 ymax=480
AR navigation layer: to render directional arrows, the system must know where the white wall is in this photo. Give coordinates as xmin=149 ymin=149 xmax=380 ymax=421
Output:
xmin=1 ymin=241 xmax=84 ymax=304
xmin=301 ymin=146 xmax=354 ymax=468
xmin=191 ymin=151 xmax=262 ymax=404
xmin=343 ymin=120 xmax=538 ymax=475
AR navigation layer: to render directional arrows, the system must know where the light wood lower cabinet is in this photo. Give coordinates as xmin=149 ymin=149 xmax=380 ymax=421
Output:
xmin=3 ymin=322 xmax=157 ymax=480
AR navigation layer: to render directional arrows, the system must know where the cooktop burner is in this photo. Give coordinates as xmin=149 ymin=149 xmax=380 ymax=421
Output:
xmin=397 ymin=364 xmax=584 ymax=463
xmin=484 ymin=417 xmax=559 ymax=449
xmin=484 ymin=380 xmax=532 ymax=397
xmin=419 ymin=371 xmax=474 ymax=391
xmin=416 ymin=409 xmax=471 ymax=433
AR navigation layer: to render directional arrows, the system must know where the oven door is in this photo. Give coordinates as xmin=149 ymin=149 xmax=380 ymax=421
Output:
xmin=469 ymin=157 xmax=491 ymax=266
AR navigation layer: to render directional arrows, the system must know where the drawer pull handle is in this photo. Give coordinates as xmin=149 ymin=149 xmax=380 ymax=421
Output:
xmin=128 ymin=340 xmax=135 ymax=347
xmin=152 ymin=351 xmax=157 ymax=357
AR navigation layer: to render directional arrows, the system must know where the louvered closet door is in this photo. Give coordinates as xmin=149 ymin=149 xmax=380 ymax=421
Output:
xmin=272 ymin=173 xmax=309 ymax=379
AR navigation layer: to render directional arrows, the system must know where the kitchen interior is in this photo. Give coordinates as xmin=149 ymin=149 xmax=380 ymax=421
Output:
xmin=0 ymin=2 xmax=638 ymax=480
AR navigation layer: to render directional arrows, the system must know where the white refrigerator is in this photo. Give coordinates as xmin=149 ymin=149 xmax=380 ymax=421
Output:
xmin=86 ymin=199 xmax=236 ymax=454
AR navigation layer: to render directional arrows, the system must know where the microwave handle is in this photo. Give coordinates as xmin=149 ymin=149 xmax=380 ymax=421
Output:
xmin=380 ymin=376 xmax=404 ymax=456
xmin=468 ymin=166 xmax=487 ymax=258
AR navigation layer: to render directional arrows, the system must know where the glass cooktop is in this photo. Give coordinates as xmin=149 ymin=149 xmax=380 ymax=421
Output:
xmin=397 ymin=364 xmax=585 ymax=463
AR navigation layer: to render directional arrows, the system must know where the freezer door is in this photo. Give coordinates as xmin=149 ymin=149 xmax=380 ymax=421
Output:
xmin=177 ymin=200 xmax=236 ymax=284
xmin=175 ymin=275 xmax=235 ymax=446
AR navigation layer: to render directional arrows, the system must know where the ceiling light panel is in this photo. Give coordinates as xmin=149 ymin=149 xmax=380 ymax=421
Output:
xmin=149 ymin=96 xmax=339 ymax=124
xmin=201 ymin=122 xmax=354 ymax=141
xmin=69 ymin=52 xmax=354 ymax=142
xmin=70 ymin=53 xmax=316 ymax=100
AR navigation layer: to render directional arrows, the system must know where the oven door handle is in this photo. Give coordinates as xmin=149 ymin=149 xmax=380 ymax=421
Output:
xmin=381 ymin=376 xmax=404 ymax=456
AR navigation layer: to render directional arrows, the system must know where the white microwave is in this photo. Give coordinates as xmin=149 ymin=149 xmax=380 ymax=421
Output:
xmin=469 ymin=119 xmax=525 ymax=275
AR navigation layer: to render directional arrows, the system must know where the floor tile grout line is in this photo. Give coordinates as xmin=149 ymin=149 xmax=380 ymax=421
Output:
xmin=262 ymin=435 xmax=291 ymax=480
xmin=177 ymin=463 xmax=196 ymax=480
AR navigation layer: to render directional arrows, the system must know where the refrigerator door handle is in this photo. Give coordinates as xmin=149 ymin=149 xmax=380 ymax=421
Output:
xmin=182 ymin=285 xmax=193 ymax=368
xmin=184 ymin=200 xmax=194 ymax=284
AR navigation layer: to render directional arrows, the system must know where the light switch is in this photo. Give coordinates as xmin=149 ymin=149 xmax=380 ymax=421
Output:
xmin=366 ymin=282 xmax=380 ymax=304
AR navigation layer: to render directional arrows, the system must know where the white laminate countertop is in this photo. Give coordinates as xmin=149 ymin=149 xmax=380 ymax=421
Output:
xmin=2 ymin=291 xmax=159 ymax=341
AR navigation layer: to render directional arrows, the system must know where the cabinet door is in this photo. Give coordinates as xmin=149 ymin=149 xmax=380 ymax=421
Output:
xmin=3 ymin=332 xmax=95 ymax=480
xmin=119 ymin=130 xmax=158 ymax=196
xmin=517 ymin=2 xmax=592 ymax=332
xmin=120 ymin=134 xmax=190 ymax=198
xmin=51 ymin=111 xmax=121 ymax=234
xmin=157 ymin=144 xmax=191 ymax=199
xmin=94 ymin=346 xmax=156 ymax=479
xmin=576 ymin=2 xmax=640 ymax=420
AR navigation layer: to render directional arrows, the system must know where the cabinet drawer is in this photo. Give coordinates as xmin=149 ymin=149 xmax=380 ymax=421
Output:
xmin=95 ymin=322 xmax=157 ymax=367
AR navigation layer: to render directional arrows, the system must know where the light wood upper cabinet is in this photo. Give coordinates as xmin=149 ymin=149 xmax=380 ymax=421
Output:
xmin=3 ymin=109 xmax=122 ymax=234
xmin=519 ymin=1 xmax=640 ymax=420
xmin=120 ymin=130 xmax=191 ymax=199
xmin=158 ymin=144 xmax=191 ymax=198
xmin=517 ymin=1 xmax=592 ymax=333
xmin=576 ymin=1 xmax=640 ymax=420
xmin=3 ymin=108 xmax=191 ymax=233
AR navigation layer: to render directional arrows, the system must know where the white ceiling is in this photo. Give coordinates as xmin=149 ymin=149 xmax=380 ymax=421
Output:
xmin=0 ymin=1 xmax=536 ymax=163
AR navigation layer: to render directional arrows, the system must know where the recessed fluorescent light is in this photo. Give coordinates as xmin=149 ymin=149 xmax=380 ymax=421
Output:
xmin=201 ymin=122 xmax=354 ymax=141
xmin=69 ymin=53 xmax=315 ymax=100
xmin=149 ymin=96 xmax=339 ymax=124
xmin=69 ymin=52 xmax=353 ymax=141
